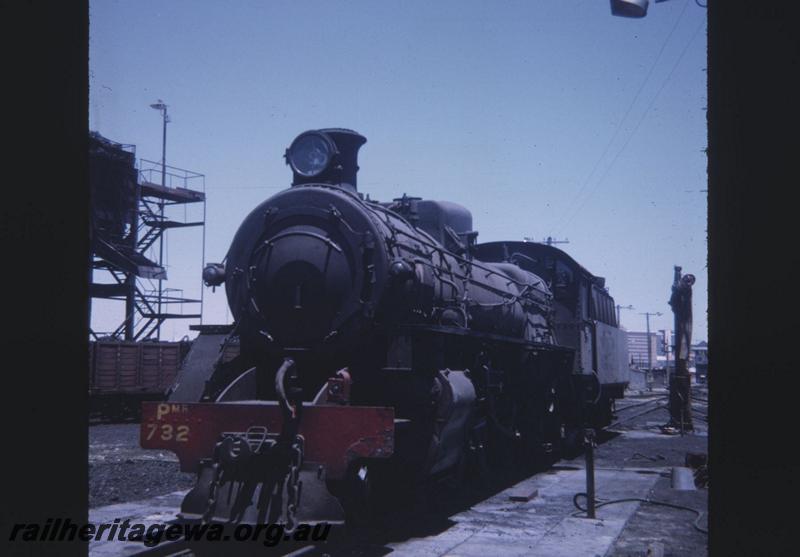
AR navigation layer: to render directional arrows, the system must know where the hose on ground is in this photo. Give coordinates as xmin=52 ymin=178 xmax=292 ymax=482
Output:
xmin=572 ymin=493 xmax=708 ymax=534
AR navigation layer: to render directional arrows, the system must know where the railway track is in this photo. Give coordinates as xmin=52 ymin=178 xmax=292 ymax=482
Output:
xmin=608 ymin=389 xmax=708 ymax=429
xmin=690 ymin=396 xmax=708 ymax=422
xmin=609 ymin=395 xmax=669 ymax=428
xmin=127 ymin=537 xmax=330 ymax=556
xmin=129 ymin=539 xmax=193 ymax=556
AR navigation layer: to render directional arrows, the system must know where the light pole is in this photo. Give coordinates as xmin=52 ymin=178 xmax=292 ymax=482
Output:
xmin=150 ymin=100 xmax=170 ymax=340
xmin=616 ymin=304 xmax=634 ymax=326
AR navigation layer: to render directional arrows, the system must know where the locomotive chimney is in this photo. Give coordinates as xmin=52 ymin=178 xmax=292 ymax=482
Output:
xmin=285 ymin=128 xmax=367 ymax=192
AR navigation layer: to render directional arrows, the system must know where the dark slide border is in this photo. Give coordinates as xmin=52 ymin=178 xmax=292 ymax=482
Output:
xmin=2 ymin=2 xmax=798 ymax=555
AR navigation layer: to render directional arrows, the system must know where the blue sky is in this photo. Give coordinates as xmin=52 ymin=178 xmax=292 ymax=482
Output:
xmin=89 ymin=0 xmax=707 ymax=342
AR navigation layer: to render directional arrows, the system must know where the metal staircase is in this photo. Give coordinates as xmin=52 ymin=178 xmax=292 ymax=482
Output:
xmin=89 ymin=133 xmax=206 ymax=341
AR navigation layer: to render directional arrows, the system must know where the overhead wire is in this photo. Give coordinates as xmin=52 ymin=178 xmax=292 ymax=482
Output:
xmin=555 ymin=14 xmax=706 ymax=233
xmin=551 ymin=0 xmax=692 ymax=236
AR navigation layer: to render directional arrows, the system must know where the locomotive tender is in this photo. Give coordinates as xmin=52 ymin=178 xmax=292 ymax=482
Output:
xmin=141 ymin=129 xmax=628 ymax=527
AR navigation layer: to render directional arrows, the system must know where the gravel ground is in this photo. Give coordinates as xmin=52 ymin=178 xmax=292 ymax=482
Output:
xmin=89 ymin=423 xmax=195 ymax=508
xmin=603 ymin=388 xmax=709 ymax=556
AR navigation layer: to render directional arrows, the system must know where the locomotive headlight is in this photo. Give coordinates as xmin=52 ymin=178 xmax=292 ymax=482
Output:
xmin=286 ymin=131 xmax=336 ymax=178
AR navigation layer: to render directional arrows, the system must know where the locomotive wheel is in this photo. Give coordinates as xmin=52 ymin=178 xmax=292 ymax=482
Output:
xmin=340 ymin=461 xmax=400 ymax=531
xmin=462 ymin=428 xmax=492 ymax=489
xmin=493 ymin=380 xmax=565 ymax=472
xmin=486 ymin=397 xmax=522 ymax=474
xmin=561 ymin=424 xmax=585 ymax=459
xmin=344 ymin=464 xmax=374 ymax=529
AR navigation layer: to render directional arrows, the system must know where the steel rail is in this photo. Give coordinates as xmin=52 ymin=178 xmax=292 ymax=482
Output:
xmin=607 ymin=402 xmax=668 ymax=429
xmin=614 ymin=396 xmax=668 ymax=414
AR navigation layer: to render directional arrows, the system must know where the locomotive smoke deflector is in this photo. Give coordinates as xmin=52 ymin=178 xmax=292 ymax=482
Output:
xmin=285 ymin=128 xmax=367 ymax=192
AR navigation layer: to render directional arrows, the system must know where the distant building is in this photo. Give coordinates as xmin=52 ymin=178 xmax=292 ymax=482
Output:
xmin=629 ymin=329 xmax=707 ymax=384
xmin=691 ymin=341 xmax=708 ymax=363
xmin=626 ymin=331 xmax=659 ymax=369
xmin=691 ymin=341 xmax=708 ymax=383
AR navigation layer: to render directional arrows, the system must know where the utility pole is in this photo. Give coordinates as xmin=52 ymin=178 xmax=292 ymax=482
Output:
xmin=616 ymin=304 xmax=634 ymax=326
xmin=150 ymin=100 xmax=170 ymax=340
xmin=667 ymin=265 xmax=695 ymax=432
xmin=659 ymin=329 xmax=672 ymax=377
xmin=638 ymin=311 xmax=662 ymax=377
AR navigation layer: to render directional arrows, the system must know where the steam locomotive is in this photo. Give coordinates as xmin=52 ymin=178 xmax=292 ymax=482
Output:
xmin=141 ymin=129 xmax=628 ymax=528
